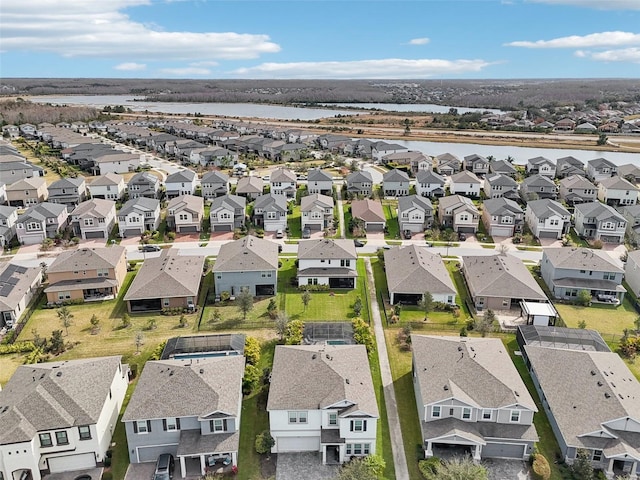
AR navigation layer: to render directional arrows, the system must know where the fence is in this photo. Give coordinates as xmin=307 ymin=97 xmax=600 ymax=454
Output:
xmin=3 ymin=288 xmax=44 ymax=344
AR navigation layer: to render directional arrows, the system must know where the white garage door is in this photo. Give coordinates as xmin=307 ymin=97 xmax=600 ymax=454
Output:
xmin=482 ymin=442 xmax=525 ymax=459
xmin=48 ymin=452 xmax=96 ymax=472
xmin=277 ymin=436 xmax=320 ymax=452
xmin=491 ymin=226 xmax=513 ymax=237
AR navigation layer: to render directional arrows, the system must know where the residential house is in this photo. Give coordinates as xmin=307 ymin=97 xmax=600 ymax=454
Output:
xmin=213 ymin=235 xmax=278 ymax=297
xmin=345 ymin=171 xmax=373 ymax=198
xmin=88 ymin=173 xmax=125 ymax=201
xmin=556 ymin=156 xmax=585 ymax=178
xmin=575 ymin=122 xmax=597 ymax=133
xmin=118 ymin=197 xmax=161 ymax=237
xmin=382 ymin=151 xmax=430 ymax=173
xmin=397 ymin=195 xmax=433 ymax=233
xmin=437 ymin=195 xmax=480 ymax=234
xmin=618 ymin=163 xmax=640 ymax=184
xmin=6 ymin=177 xmax=48 ymax=207
xmin=574 ymin=201 xmax=627 ymax=244
xmin=558 ymin=175 xmax=597 ymax=206
xmin=297 ymin=239 xmax=357 ymax=289
xmin=15 ymin=202 xmax=69 ymax=245
xmin=587 ymin=158 xmax=617 ymax=183
xmin=201 ymin=170 xmax=230 ymax=200
xmin=483 ymin=173 xmax=518 ymax=199
xmin=526 ymin=156 xmax=556 ymax=177
xmin=449 ymin=170 xmax=482 ymax=198
xmin=127 ymin=172 xmax=160 ymax=200
xmin=413 ymin=335 xmax=538 ymax=461
xmin=624 ymin=249 xmax=640 ymax=297
xmin=489 ymin=159 xmax=517 ymax=177
xmin=235 ymin=176 xmax=264 ymax=201
xmin=597 ymin=176 xmax=639 ymax=207
xmin=267 ymin=344 xmax=379 ymax=465
xmin=0 ymin=357 xmax=128 ymax=480
xmin=435 ymin=153 xmax=461 ymax=175
xmin=371 ymin=141 xmax=409 ymax=162
xmin=623 ymin=204 xmax=640 ymax=246
xmin=44 ymin=246 xmax=127 ymax=304
xmin=124 ymin=250 xmax=205 ymax=312
xmin=270 ymin=168 xmax=297 ymax=199
xmin=482 ymin=198 xmax=524 ymax=237
xmin=462 ymin=254 xmax=548 ymax=311
xmin=252 ymin=193 xmax=287 ymax=232
xmin=0 ymin=263 xmax=42 ymax=328
xmin=520 ymin=174 xmax=557 ymax=201
xmin=350 ymin=199 xmax=385 ymax=232
xmin=316 ymin=134 xmax=350 ymax=151
xmin=416 ymin=170 xmax=446 ymax=198
xmin=524 ymin=342 xmax=640 ymax=477
xmin=122 ymin=354 xmax=245 ymax=475
xmin=71 ymin=198 xmax=116 ymax=240
xmin=0 ymin=205 xmax=18 ymax=247
xmin=1 ymin=124 xmax=19 ymax=138
xmin=0 ymin=182 xmax=6 ymax=205
xmin=554 ymin=118 xmax=576 ymax=131
xmin=189 ymin=146 xmax=238 ymax=167
xmin=47 ymin=177 xmax=87 ymax=209
xmin=307 ymin=168 xmax=333 ymax=195
xmin=524 ymin=199 xmax=571 ymax=240
xmin=209 ymin=194 xmax=246 ymax=232
xmin=301 ymin=193 xmax=334 ymax=232
xmin=91 ymin=152 xmax=141 ymax=175
xmin=541 ymin=247 xmax=625 ymax=303
xmin=165 ymin=170 xmax=197 ymax=199
xmin=463 ymin=154 xmax=489 ymax=176
xmin=167 ymin=195 xmax=204 ymax=234
xmin=384 ymin=245 xmax=456 ymax=305
xmin=0 ymin=160 xmax=45 ymax=184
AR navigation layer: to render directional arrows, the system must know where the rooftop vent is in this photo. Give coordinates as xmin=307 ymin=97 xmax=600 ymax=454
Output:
xmin=444 ymin=385 xmax=449 ymax=391
xmin=56 ymin=371 xmax=62 ymax=377
xmin=199 ymin=369 xmax=204 ymax=374
xmin=604 ymin=392 xmax=611 ymax=399
xmin=591 ymin=370 xmax=596 ymax=376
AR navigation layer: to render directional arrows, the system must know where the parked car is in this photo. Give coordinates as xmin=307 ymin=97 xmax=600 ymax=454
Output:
xmin=458 ymin=232 xmax=467 ymax=241
xmin=403 ymin=229 xmax=412 ymax=239
xmin=302 ymin=227 xmax=311 ymax=239
xmin=353 ymin=239 xmax=365 ymax=247
xmin=153 ymin=454 xmax=175 ymax=480
xmin=275 ymin=229 xmax=284 ymax=239
xmin=140 ymin=244 xmax=161 ymax=252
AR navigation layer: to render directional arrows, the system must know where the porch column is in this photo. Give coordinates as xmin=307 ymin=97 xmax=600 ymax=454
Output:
xmin=630 ymin=460 xmax=637 ymax=478
xmin=231 ymin=451 xmax=238 ymax=467
xmin=425 ymin=441 xmax=433 ymax=458
xmin=180 ymin=456 xmax=187 ymax=479
xmin=473 ymin=444 xmax=481 ymax=462
xmin=606 ymin=458 xmax=615 ymax=477
xmin=200 ymin=455 xmax=206 ymax=476
xmin=322 ymin=446 xmax=327 ymax=465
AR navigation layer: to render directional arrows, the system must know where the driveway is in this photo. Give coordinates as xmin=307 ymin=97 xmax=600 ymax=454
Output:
xmin=484 ymin=458 xmax=531 ymax=480
xmin=276 ymin=453 xmax=338 ymax=480
xmin=124 ymin=462 xmax=156 ymax=480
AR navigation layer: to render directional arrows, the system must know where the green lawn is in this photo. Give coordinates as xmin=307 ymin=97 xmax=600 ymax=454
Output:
xmin=567 ymin=227 xmax=590 ymax=247
xmin=200 ymin=297 xmax=276 ymax=331
xmin=369 ymin=342 xmax=396 ymax=480
xmin=344 ymin=207 xmax=355 ymax=239
xmin=554 ymin=296 xmax=637 ymax=337
xmin=382 ymin=201 xmax=400 ymax=239
xmin=287 ymin=204 xmax=302 ymax=239
xmin=200 ymin=204 xmax=211 ymax=240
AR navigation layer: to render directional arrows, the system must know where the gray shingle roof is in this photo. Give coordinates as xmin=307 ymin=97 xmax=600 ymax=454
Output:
xmin=213 ymin=235 xmax=278 ymax=272
xmin=236 ymin=176 xmax=263 ymax=194
xmin=464 ymin=153 xmax=488 ymax=163
xmin=0 ymin=205 xmax=17 ymax=219
xmin=201 ymin=170 xmax=229 ymax=184
xmin=210 ymin=194 xmax=245 ymax=212
xmin=128 ymin=171 xmax=159 ymax=186
xmin=384 ymin=245 xmax=455 ymax=296
xmin=463 ymin=254 xmax=547 ymax=301
xmin=254 ymin=193 xmax=287 ymax=212
xmin=308 ymin=168 xmax=332 ymax=182
xmin=439 ymin=194 xmax=478 ymax=213
xmin=416 ymin=170 xmax=445 ymax=185
xmin=346 ymin=171 xmax=373 ymax=184
xmin=89 ymin=173 xmax=123 ymax=187
xmin=166 ymin=169 xmax=196 ymax=183
xmin=72 ymin=198 xmax=115 ymax=218
xmin=267 ymin=345 xmax=379 ymax=417
xmin=598 ymin=176 xmax=639 ymax=191
xmin=398 ymin=195 xmax=433 ymax=215
xmin=543 ymin=247 xmax=623 ymax=273
xmin=588 ymin=157 xmax=616 ymax=169
xmin=522 ymin=174 xmax=556 ymax=188
xmin=560 ymin=175 xmax=595 ymax=190
xmin=528 ymin=156 xmax=554 ymax=166
xmin=0 ymin=356 xmax=123 ymax=444
xmin=300 ymin=193 xmax=333 ymax=211
xmin=485 ymin=173 xmax=517 ymax=188
xmin=482 ymin=197 xmax=523 ymax=216
xmin=526 ymin=199 xmax=570 ymax=219
xmin=17 ymin=202 xmax=67 ymax=223
xmin=124 ymin=251 xmax=206 ymax=301
xmin=0 ymin=263 xmax=41 ymax=312
xmin=451 ymin=170 xmax=481 ymax=184
xmin=48 ymin=246 xmax=126 ymax=273
xmin=297 ymin=238 xmax=357 ymax=260
xmin=575 ymin=201 xmax=625 ymax=222
xmin=490 ymin=159 xmax=517 ymax=174
xmin=49 ymin=176 xmax=86 ymax=189
xmin=383 ymin=168 xmax=410 ymax=182
xmin=6 ymin=177 xmax=46 ymax=191
xmin=270 ymin=167 xmax=297 ymax=183
xmin=121 ymin=355 xmax=245 ymax=421
xmin=413 ymin=335 xmax=537 ymax=410
xmin=118 ymin=197 xmax=159 ymax=216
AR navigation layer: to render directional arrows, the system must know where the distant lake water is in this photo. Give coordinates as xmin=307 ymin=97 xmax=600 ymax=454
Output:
xmin=324 ymin=103 xmax=503 ymax=114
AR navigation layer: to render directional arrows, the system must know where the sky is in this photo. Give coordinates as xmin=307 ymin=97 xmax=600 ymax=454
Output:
xmin=1 ymin=0 xmax=640 ymax=79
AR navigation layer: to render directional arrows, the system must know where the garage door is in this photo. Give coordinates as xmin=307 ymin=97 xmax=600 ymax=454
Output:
xmin=276 ymin=436 xmax=320 ymax=452
xmin=365 ymin=223 xmax=384 ymax=232
xmin=482 ymin=442 xmax=525 ymax=459
xmin=457 ymin=226 xmax=476 ymax=234
xmin=85 ymin=231 xmax=106 ymax=239
xmin=213 ymin=224 xmax=232 ymax=232
xmin=48 ymin=452 xmax=96 ymax=472
xmin=137 ymin=444 xmax=179 ymax=463
xmin=491 ymin=226 xmax=513 ymax=237
xmin=123 ymin=228 xmax=142 ymax=237
xmin=538 ymin=230 xmax=559 ymax=239
xmin=179 ymin=226 xmax=198 ymax=233
xmin=601 ymin=235 xmax=622 ymax=243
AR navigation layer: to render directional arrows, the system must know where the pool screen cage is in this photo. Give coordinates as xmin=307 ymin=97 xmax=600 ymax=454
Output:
xmin=161 ymin=333 xmax=246 ymax=359
xmin=303 ymin=322 xmax=355 ymax=345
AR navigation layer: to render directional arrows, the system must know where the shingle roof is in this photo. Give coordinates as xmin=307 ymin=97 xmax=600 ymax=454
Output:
xmin=439 ymin=194 xmax=478 ymax=212
xmin=166 ymin=169 xmax=197 ymax=183
xmin=0 ymin=356 xmax=123 ymax=444
xmin=482 ymin=197 xmax=523 ymax=216
xmin=267 ymin=345 xmax=379 ymax=417
xmin=383 ymin=168 xmax=410 ymax=182
xmin=124 ymin=251 xmax=206 ymax=301
xmin=201 ymin=170 xmax=229 ymax=184
xmin=575 ymin=201 xmax=625 ymax=222
xmin=346 ymin=171 xmax=373 ymax=184
xmin=416 ymin=170 xmax=445 ymax=185
xmin=0 ymin=205 xmax=17 ymax=219
xmin=464 ymin=153 xmax=488 ymax=163
xmin=490 ymin=159 xmax=517 ymax=174
xmin=0 ymin=263 xmax=41 ymax=312
xmin=526 ymin=199 xmax=570 ymax=219
xmin=463 ymin=254 xmax=547 ymax=300
xmin=89 ymin=173 xmax=124 ymax=187
xmin=451 ymin=170 xmax=481 ymax=184
xmin=522 ymin=174 xmax=556 ymax=188
xmin=128 ymin=171 xmax=159 ymax=185
xmin=167 ymin=194 xmax=203 ymax=214
xmin=351 ymin=199 xmax=385 ymax=223
xmin=598 ymin=176 xmax=639 ymax=191
xmin=270 ymin=167 xmax=297 ymax=183
xmin=297 ymin=238 xmax=357 ymax=260
xmin=72 ymin=198 xmax=115 ymax=218
xmin=121 ymin=355 xmax=245 ymax=422
xmin=118 ymin=197 xmax=159 ymax=216
xmin=398 ymin=195 xmax=433 ymax=215
xmin=308 ymin=168 xmax=332 ymax=182
xmin=618 ymin=163 xmax=640 ymax=178
xmin=48 ymin=246 xmax=126 ymax=273
xmin=210 ymin=194 xmax=245 ymax=212
xmin=485 ymin=173 xmax=517 ymax=187
xmin=17 ymin=202 xmax=67 ymax=223
xmin=213 ymin=235 xmax=278 ymax=272
xmin=384 ymin=245 xmax=455 ymax=296
xmin=49 ymin=176 xmax=86 ymax=189
xmin=6 ymin=177 xmax=46 ymax=191
xmin=413 ymin=335 xmax=537 ymax=410
xmin=236 ymin=176 xmax=263 ymax=194
xmin=544 ymin=247 xmax=623 ymax=273
xmin=528 ymin=156 xmax=554 ymax=166
xmin=254 ymin=193 xmax=287 ymax=212
xmin=300 ymin=193 xmax=333 ymax=211
xmin=588 ymin=157 xmax=616 ymax=169
xmin=560 ymin=175 xmax=595 ymax=190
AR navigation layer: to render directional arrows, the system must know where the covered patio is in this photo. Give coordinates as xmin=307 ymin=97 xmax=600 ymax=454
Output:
xmin=176 ymin=430 xmax=239 ymax=478
xmin=45 ymin=278 xmax=118 ymax=303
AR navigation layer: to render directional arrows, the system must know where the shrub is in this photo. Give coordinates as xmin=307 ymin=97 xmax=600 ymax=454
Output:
xmin=531 ymin=453 xmax=551 ymax=480
xmin=244 ymin=336 xmax=261 ymax=365
xmin=352 ymin=317 xmax=374 ymax=354
xmin=102 ymin=472 xmax=113 ymax=480
xmin=242 ymin=364 xmax=260 ymax=395
xmin=149 ymin=340 xmax=167 ymax=361
xmin=418 ymin=457 xmax=442 ymax=479
xmin=297 ymin=284 xmax=330 ymax=292
xmin=0 ymin=341 xmax=36 ymax=354
xmin=284 ymin=319 xmax=304 ymax=345
xmin=255 ymin=430 xmax=275 ymax=455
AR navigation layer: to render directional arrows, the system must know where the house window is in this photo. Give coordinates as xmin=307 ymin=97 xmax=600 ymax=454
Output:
xmin=502 ymin=299 xmax=509 ymax=307
xmin=432 ymin=406 xmax=441 ymax=418
xmin=345 ymin=443 xmax=370 ymax=456
xmin=340 ymin=259 xmax=351 ymax=267
xmin=210 ymin=419 xmax=225 ymax=432
xmin=482 ymin=409 xmax=492 ymax=420
xmin=462 ymin=408 xmax=471 ymax=419
xmin=135 ymin=420 xmax=150 ymax=434
xmin=288 ymin=411 xmax=307 ymax=424
xmin=55 ymin=430 xmax=69 ymax=445
xmin=510 ymin=410 xmax=521 ymax=423
xmin=266 ymin=212 xmax=277 ymax=219
xmin=350 ymin=420 xmax=366 ymax=432
xmin=592 ymin=450 xmax=603 ymax=462
xmin=97 ymin=268 xmax=109 ymax=277
xmin=84 ymin=218 xmax=94 ymax=226
xmin=78 ymin=426 xmax=91 ymax=440
xmin=164 ymin=418 xmax=180 ymax=431
xmin=603 ymin=272 xmax=615 ymax=280
xmin=163 ymin=299 xmax=170 ymax=307
xmin=58 ymin=292 xmax=71 ymax=300
xmin=328 ymin=413 xmax=338 ymax=426
xmin=39 ymin=433 xmax=53 ymax=447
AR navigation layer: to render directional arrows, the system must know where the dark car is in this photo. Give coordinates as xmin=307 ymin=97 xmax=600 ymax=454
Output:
xmin=403 ymin=230 xmax=412 ymax=239
xmin=302 ymin=227 xmax=311 ymax=239
xmin=153 ymin=454 xmax=175 ymax=480
xmin=353 ymin=239 xmax=365 ymax=247
xmin=140 ymin=244 xmax=161 ymax=252
xmin=458 ymin=232 xmax=467 ymax=241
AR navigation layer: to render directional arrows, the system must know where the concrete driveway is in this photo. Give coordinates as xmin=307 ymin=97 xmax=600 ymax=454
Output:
xmin=484 ymin=458 xmax=532 ymax=480
xmin=124 ymin=462 xmax=155 ymax=480
xmin=276 ymin=453 xmax=338 ymax=480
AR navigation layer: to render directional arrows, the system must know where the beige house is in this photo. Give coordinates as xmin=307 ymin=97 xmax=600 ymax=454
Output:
xmin=6 ymin=177 xmax=48 ymax=207
xmin=44 ymin=246 xmax=127 ymax=304
xmin=71 ymin=198 xmax=117 ymax=240
xmin=167 ymin=194 xmax=204 ymax=233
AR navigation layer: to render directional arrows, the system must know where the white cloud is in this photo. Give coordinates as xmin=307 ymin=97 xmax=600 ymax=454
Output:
xmin=190 ymin=61 xmax=219 ymax=67
xmin=506 ymin=31 xmax=640 ymax=48
xmin=408 ymin=38 xmax=430 ymax=45
xmin=231 ymin=58 xmax=494 ymax=79
xmin=0 ymin=0 xmax=280 ymax=61
xmin=114 ymin=62 xmax=146 ymax=71
xmin=530 ymin=0 xmax=640 ymax=9
xmin=584 ymin=48 xmax=640 ymax=63
xmin=158 ymin=67 xmax=211 ymax=76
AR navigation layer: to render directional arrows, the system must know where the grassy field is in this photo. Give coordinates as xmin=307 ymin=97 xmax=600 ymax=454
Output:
xmin=200 ymin=297 xmax=275 ymax=330
xmin=287 ymin=204 xmax=302 ymax=239
xmin=554 ymin=297 xmax=637 ymax=336
xmin=382 ymin=201 xmax=399 ymax=239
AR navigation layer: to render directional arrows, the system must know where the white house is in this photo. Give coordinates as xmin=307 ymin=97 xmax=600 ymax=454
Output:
xmin=297 ymin=238 xmax=357 ymax=289
xmin=526 ymin=156 xmax=556 ymax=177
xmin=397 ymin=195 xmax=433 ymax=233
xmin=449 ymin=170 xmax=482 ymax=197
xmin=0 ymin=205 xmax=18 ymax=248
xmin=300 ymin=193 xmax=334 ymax=232
xmin=597 ymin=176 xmax=639 ymax=207
xmin=270 ymin=168 xmax=297 ymax=199
xmin=586 ymin=158 xmax=617 ymax=184
xmin=88 ymin=173 xmax=125 ymax=201
xmin=92 ymin=152 xmax=141 ymax=175
xmin=524 ymin=199 xmax=571 ymax=240
xmin=118 ymin=197 xmax=161 ymax=237
xmin=307 ymin=169 xmax=333 ymax=195
xmin=268 ymin=344 xmax=379 ymax=465
xmin=165 ymin=170 xmax=197 ymax=199
xmin=167 ymin=195 xmax=204 ymax=234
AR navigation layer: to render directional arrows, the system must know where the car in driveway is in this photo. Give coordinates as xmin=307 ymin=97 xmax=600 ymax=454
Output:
xmin=140 ymin=244 xmax=161 ymax=252
xmin=153 ymin=454 xmax=175 ymax=480
xmin=302 ymin=227 xmax=311 ymax=239
xmin=353 ymin=239 xmax=365 ymax=247
xmin=458 ymin=232 xmax=467 ymax=241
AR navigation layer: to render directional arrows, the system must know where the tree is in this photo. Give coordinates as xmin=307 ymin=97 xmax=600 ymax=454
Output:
xmin=40 ymin=238 xmax=55 ymax=251
xmin=577 ymin=289 xmax=591 ymax=306
xmin=419 ymin=456 xmax=488 ymax=480
xmin=301 ymin=289 xmax=311 ymax=312
xmin=244 ymin=336 xmax=261 ymax=365
xmin=49 ymin=330 xmax=65 ymax=355
xmin=178 ymin=314 xmax=187 ymax=328
xmin=597 ymin=133 xmax=608 ymax=146
xmin=475 ymin=309 xmax=496 ymax=337
xmin=267 ymin=298 xmax=278 ymax=319
xmin=89 ymin=314 xmax=100 ymax=334
xmin=274 ymin=312 xmax=291 ymax=342
xmin=57 ymin=306 xmax=74 ymax=336
xmin=336 ymin=455 xmax=385 ymax=480
xmin=353 ymin=296 xmax=363 ymax=317
xmin=255 ymin=430 xmax=275 ymax=455
xmin=571 ymin=449 xmax=596 ymax=480
xmin=237 ymin=287 xmax=254 ymax=320
xmin=135 ymin=332 xmax=144 ymax=354
xmin=208 ymin=308 xmax=222 ymax=324
xmin=121 ymin=313 xmax=131 ymax=329
xmin=418 ymin=292 xmax=434 ymax=322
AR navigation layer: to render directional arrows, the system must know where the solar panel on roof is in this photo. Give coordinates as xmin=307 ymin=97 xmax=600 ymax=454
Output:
xmin=7 ymin=278 xmax=18 ymax=285
xmin=13 ymin=266 xmax=27 ymax=274
xmin=0 ymin=284 xmax=14 ymax=297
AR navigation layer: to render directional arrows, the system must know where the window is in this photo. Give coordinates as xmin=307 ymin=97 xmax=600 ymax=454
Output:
xmin=163 ymin=299 xmax=170 ymax=307
xmin=97 ymin=268 xmax=109 ymax=277
xmin=164 ymin=418 xmax=180 ymax=431
xmin=328 ymin=413 xmax=338 ymax=426
xmin=39 ymin=433 xmax=53 ymax=447
xmin=288 ymin=411 xmax=307 ymax=424
xmin=78 ymin=426 xmax=91 ymax=440
xmin=135 ymin=420 xmax=150 ymax=434
xmin=462 ymin=408 xmax=471 ymax=420
xmin=58 ymin=292 xmax=71 ymax=301
xmin=350 ymin=420 xmax=366 ymax=432
xmin=482 ymin=409 xmax=492 ymax=420
xmin=210 ymin=419 xmax=225 ymax=432
xmin=84 ymin=218 xmax=94 ymax=226
xmin=55 ymin=430 xmax=69 ymax=445
xmin=346 ymin=443 xmax=370 ymax=456
xmin=432 ymin=406 xmax=441 ymax=418
xmin=340 ymin=259 xmax=351 ymax=267
xmin=510 ymin=410 xmax=521 ymax=423
xmin=592 ymin=449 xmax=603 ymax=462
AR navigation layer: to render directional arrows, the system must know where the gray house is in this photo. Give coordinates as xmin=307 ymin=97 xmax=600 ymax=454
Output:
xmin=47 ymin=176 xmax=87 ymax=209
xmin=435 ymin=153 xmax=461 ymax=175
xmin=520 ymin=174 xmax=557 ymax=201
xmin=558 ymin=175 xmax=597 ymax=206
xmin=118 ymin=197 xmax=161 ymax=237
xmin=128 ymin=172 xmax=160 ymax=200
xmin=122 ymin=354 xmax=245 ymax=475
xmin=587 ymin=158 xmax=617 ymax=183
xmin=526 ymin=156 xmax=556 ymax=177
xmin=15 ymin=202 xmax=69 ymax=245
xmin=415 ymin=170 xmax=445 ymax=198
xmin=483 ymin=173 xmax=518 ymax=199
xmin=624 ymin=249 xmax=640 ymax=297
xmin=345 ymin=170 xmax=373 ymax=198
xmin=397 ymin=195 xmax=433 ymax=233
xmin=210 ymin=194 xmax=246 ymax=232
xmin=489 ymin=159 xmax=517 ymax=177
xmin=0 ymin=205 xmax=18 ymax=248
xmin=382 ymin=169 xmax=410 ymax=197
xmin=213 ymin=235 xmax=278 ymax=297
xmin=622 ymin=204 xmax=640 ymax=246
xmin=481 ymin=197 xmax=523 ymax=237
xmin=201 ymin=170 xmax=230 ymax=200
xmin=463 ymin=154 xmax=489 ymax=176
xmin=541 ymin=247 xmax=625 ymax=303
xmin=252 ymin=193 xmax=287 ymax=232
xmin=307 ymin=168 xmax=333 ymax=195
xmin=555 ymin=156 xmax=585 ymax=179
xmin=574 ymin=202 xmax=627 ymax=244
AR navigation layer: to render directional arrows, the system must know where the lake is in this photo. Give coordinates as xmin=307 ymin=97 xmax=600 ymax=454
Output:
xmin=323 ymin=103 xmax=502 ymax=114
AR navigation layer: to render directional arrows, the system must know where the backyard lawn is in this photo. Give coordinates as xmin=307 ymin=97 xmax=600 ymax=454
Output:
xmin=287 ymin=204 xmax=302 ymax=239
xmin=382 ymin=201 xmax=399 ymax=239
xmin=554 ymin=297 xmax=637 ymax=337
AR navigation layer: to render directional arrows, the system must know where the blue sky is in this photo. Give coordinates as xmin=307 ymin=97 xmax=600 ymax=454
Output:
xmin=1 ymin=0 xmax=639 ymax=79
